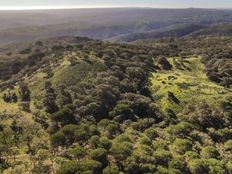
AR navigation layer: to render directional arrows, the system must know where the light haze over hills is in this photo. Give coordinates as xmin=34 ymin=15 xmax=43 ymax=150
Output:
xmin=1 ymin=8 xmax=232 ymax=45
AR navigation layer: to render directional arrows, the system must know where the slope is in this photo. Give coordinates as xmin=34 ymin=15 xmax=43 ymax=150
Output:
xmin=189 ymin=23 xmax=232 ymax=37
xmin=109 ymin=24 xmax=206 ymax=42
xmin=0 ymin=36 xmax=231 ymax=174
xmin=2 ymin=8 xmax=232 ymax=44
xmin=151 ymin=56 xmax=232 ymax=114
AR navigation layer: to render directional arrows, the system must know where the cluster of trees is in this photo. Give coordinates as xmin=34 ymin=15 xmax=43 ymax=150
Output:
xmin=18 ymin=83 xmax=31 ymax=112
xmin=36 ymin=40 xmax=165 ymax=173
xmin=54 ymin=116 xmax=232 ymax=174
xmin=137 ymin=36 xmax=232 ymax=87
xmin=0 ymin=112 xmax=51 ymax=173
xmin=39 ymin=38 xmax=232 ymax=173
xmin=0 ymin=36 xmax=231 ymax=173
xmin=2 ymin=91 xmax=17 ymax=103
xmin=2 ymin=83 xmax=31 ymax=112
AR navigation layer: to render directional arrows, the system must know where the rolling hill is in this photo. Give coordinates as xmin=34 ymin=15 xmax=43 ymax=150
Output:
xmin=190 ymin=23 xmax=232 ymax=37
xmin=109 ymin=23 xmax=232 ymax=42
xmin=1 ymin=8 xmax=232 ymax=44
xmin=0 ymin=7 xmax=232 ymax=174
xmin=108 ymin=24 xmax=206 ymax=42
xmin=0 ymin=36 xmax=231 ymax=173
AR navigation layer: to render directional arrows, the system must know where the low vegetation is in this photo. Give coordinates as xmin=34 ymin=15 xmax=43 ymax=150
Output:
xmin=0 ymin=35 xmax=231 ymax=174
xmin=151 ymin=56 xmax=231 ymax=114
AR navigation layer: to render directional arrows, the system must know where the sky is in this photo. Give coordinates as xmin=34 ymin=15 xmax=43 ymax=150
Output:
xmin=0 ymin=0 xmax=232 ymax=10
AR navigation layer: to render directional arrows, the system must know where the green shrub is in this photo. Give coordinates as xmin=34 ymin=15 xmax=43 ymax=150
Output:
xmin=226 ymin=161 xmax=232 ymax=174
xmin=188 ymin=159 xmax=209 ymax=174
xmin=57 ymin=160 xmax=102 ymax=174
xmin=224 ymin=140 xmax=232 ymax=151
xmin=99 ymin=137 xmax=112 ymax=150
xmin=184 ymin=151 xmax=200 ymax=162
xmin=169 ymin=138 xmax=192 ymax=155
xmin=169 ymin=156 xmax=188 ymax=173
xmin=153 ymin=148 xmax=172 ymax=166
xmin=110 ymin=142 xmax=133 ymax=161
xmin=89 ymin=135 xmax=100 ymax=148
xmin=90 ymin=148 xmax=108 ymax=167
xmin=206 ymin=158 xmax=225 ymax=174
xmin=69 ymin=144 xmax=86 ymax=159
xmin=201 ymin=146 xmax=220 ymax=159
xmin=50 ymin=131 xmax=65 ymax=147
xmin=103 ymin=165 xmax=119 ymax=174
xmin=166 ymin=122 xmax=194 ymax=137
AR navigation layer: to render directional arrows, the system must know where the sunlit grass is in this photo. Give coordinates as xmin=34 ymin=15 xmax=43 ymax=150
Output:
xmin=151 ymin=56 xmax=231 ymax=114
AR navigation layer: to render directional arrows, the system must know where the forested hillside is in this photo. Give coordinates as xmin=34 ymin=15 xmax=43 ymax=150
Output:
xmin=2 ymin=8 xmax=232 ymax=45
xmin=109 ymin=24 xmax=206 ymax=42
xmin=0 ymin=35 xmax=231 ymax=174
xmin=109 ymin=23 xmax=232 ymax=42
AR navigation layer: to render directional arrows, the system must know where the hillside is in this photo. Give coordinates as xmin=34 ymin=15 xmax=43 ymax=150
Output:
xmin=109 ymin=23 xmax=232 ymax=42
xmin=0 ymin=36 xmax=231 ymax=173
xmin=109 ymin=24 xmax=206 ymax=42
xmin=190 ymin=23 xmax=232 ymax=37
xmin=2 ymin=8 xmax=232 ymax=44
xmin=134 ymin=36 xmax=232 ymax=88
xmin=151 ymin=56 xmax=231 ymax=114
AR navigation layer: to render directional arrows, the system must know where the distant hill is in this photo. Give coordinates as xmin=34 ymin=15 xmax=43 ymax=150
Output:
xmin=1 ymin=8 xmax=232 ymax=44
xmin=189 ymin=23 xmax=232 ymax=37
xmin=108 ymin=24 xmax=206 ymax=42
xmin=109 ymin=22 xmax=232 ymax=42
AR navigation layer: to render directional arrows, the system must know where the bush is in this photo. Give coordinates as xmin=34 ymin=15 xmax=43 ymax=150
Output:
xmin=99 ymin=137 xmax=112 ymax=150
xmin=157 ymin=56 xmax=172 ymax=70
xmin=169 ymin=138 xmax=192 ymax=155
xmin=139 ymin=136 xmax=152 ymax=146
xmin=110 ymin=142 xmax=133 ymax=161
xmin=224 ymin=140 xmax=232 ymax=151
xmin=110 ymin=103 xmax=134 ymax=120
xmin=187 ymin=102 xmax=224 ymax=130
xmin=226 ymin=161 xmax=232 ymax=174
xmin=206 ymin=158 xmax=225 ymax=174
xmin=144 ymin=128 xmax=158 ymax=140
xmin=184 ymin=151 xmax=200 ymax=162
xmin=188 ymin=159 xmax=209 ymax=174
xmin=201 ymin=146 xmax=220 ymax=159
xmin=89 ymin=135 xmax=100 ymax=148
xmin=114 ymin=134 xmax=132 ymax=143
xmin=69 ymin=144 xmax=86 ymax=159
xmin=57 ymin=160 xmax=102 ymax=174
xmin=61 ymin=124 xmax=78 ymax=144
xmin=156 ymin=166 xmax=169 ymax=174
xmin=90 ymin=148 xmax=108 ymax=167
xmin=103 ymin=165 xmax=119 ymax=174
xmin=50 ymin=131 xmax=65 ymax=148
xmin=105 ymin=123 xmax=121 ymax=138
xmin=153 ymin=149 xmax=172 ymax=166
xmin=169 ymin=156 xmax=188 ymax=173
xmin=166 ymin=122 xmax=194 ymax=138
xmin=74 ymin=129 xmax=89 ymax=143
xmin=51 ymin=106 xmax=75 ymax=124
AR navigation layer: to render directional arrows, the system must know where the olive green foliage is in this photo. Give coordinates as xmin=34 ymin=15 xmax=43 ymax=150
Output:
xmin=0 ymin=36 xmax=231 ymax=174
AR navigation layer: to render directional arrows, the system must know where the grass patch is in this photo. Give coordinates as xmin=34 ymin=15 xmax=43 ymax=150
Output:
xmin=151 ymin=57 xmax=231 ymax=114
xmin=52 ymin=57 xmax=106 ymax=88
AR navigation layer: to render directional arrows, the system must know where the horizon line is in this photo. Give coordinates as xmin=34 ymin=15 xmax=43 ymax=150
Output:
xmin=0 ymin=6 xmax=230 ymax=11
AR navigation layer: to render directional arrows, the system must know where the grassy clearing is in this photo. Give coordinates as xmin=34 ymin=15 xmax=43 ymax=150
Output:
xmin=0 ymin=51 xmax=105 ymax=114
xmin=151 ymin=56 xmax=231 ymax=114
xmin=52 ymin=55 xmax=106 ymax=89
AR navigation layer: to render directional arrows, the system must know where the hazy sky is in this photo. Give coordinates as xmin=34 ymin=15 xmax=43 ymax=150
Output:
xmin=0 ymin=0 xmax=232 ymax=9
